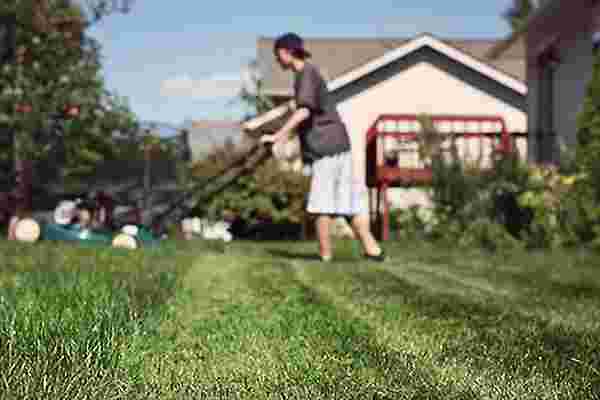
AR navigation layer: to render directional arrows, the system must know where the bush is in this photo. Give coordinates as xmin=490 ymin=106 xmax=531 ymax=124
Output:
xmin=420 ymin=114 xmax=588 ymax=250
xmin=458 ymin=217 xmax=524 ymax=252
xmin=576 ymin=47 xmax=600 ymax=177
xmin=190 ymin=138 xmax=310 ymax=230
xmin=572 ymin=46 xmax=600 ymax=246
xmin=427 ymin=142 xmax=528 ymax=246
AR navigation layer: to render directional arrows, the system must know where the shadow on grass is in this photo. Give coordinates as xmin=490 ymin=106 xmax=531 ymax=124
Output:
xmin=266 ymin=248 xmax=323 ymax=262
xmin=266 ymin=247 xmax=359 ymax=263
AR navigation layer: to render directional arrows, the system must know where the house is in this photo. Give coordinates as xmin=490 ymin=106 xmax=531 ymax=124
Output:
xmin=243 ymin=33 xmax=528 ymax=210
xmin=496 ymin=0 xmax=600 ymax=163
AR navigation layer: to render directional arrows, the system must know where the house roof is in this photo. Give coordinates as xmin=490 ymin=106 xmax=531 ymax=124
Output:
xmin=258 ymin=33 xmax=526 ymax=97
xmin=244 ymin=33 xmax=527 ymax=132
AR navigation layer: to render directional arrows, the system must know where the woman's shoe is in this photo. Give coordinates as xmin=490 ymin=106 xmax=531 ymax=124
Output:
xmin=364 ymin=250 xmax=386 ymax=262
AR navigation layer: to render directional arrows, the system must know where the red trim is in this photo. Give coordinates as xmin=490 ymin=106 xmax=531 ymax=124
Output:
xmin=365 ymin=114 xmax=512 ymax=240
xmin=382 ymin=183 xmax=390 ymax=241
xmin=378 ymin=167 xmax=433 ymax=185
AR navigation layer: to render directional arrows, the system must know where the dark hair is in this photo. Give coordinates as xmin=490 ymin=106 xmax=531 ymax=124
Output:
xmin=273 ymin=32 xmax=311 ymax=59
xmin=289 ymin=48 xmax=309 ymax=59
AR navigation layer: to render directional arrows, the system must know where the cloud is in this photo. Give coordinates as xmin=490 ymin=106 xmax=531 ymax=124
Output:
xmin=160 ymin=72 xmax=248 ymax=100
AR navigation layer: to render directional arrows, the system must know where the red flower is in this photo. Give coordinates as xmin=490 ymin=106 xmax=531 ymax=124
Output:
xmin=15 ymin=104 xmax=32 ymax=113
xmin=66 ymin=105 xmax=80 ymax=117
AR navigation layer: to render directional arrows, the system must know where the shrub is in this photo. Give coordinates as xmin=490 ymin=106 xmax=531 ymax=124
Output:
xmin=189 ymin=138 xmax=310 ymax=230
xmin=572 ymin=45 xmax=600 ymax=247
xmin=458 ymin=217 xmax=524 ymax=252
xmin=422 ymin=114 xmax=584 ymax=250
xmin=576 ymin=47 xmax=600 ymax=178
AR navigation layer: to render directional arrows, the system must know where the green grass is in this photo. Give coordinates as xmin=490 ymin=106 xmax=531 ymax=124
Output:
xmin=1 ymin=239 xmax=599 ymax=399
xmin=0 ymin=239 xmax=202 ymax=399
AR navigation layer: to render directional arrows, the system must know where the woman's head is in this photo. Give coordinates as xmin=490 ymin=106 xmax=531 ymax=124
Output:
xmin=274 ymin=32 xmax=311 ymax=69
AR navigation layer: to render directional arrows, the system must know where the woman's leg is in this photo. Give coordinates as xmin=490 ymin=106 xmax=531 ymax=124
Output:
xmin=306 ymin=156 xmax=337 ymax=260
xmin=348 ymin=214 xmax=382 ymax=256
xmin=340 ymin=152 xmax=384 ymax=259
xmin=315 ymin=214 xmax=333 ymax=260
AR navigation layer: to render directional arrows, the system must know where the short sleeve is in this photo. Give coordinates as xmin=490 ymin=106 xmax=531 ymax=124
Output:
xmin=295 ymin=66 xmax=321 ymax=112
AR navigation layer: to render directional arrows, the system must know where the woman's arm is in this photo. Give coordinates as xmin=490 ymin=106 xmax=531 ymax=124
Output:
xmin=260 ymin=106 xmax=310 ymax=144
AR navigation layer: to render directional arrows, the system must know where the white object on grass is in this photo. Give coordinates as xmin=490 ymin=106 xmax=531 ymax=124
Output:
xmin=112 ymin=233 xmax=138 ymax=250
xmin=201 ymin=220 xmax=233 ymax=242
xmin=54 ymin=200 xmax=77 ymax=225
xmin=14 ymin=218 xmax=41 ymax=242
xmin=122 ymin=225 xmax=139 ymax=237
xmin=191 ymin=217 xmax=202 ymax=234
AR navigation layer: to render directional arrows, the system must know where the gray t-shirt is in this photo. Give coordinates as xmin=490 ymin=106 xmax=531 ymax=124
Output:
xmin=294 ymin=62 xmax=350 ymax=163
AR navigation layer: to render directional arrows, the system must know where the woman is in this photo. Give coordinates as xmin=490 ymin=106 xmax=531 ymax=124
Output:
xmin=260 ymin=32 xmax=386 ymax=262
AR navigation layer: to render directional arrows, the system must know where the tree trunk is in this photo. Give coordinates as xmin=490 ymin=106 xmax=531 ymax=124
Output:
xmin=13 ymin=135 xmax=32 ymax=212
xmin=143 ymin=147 xmax=152 ymax=223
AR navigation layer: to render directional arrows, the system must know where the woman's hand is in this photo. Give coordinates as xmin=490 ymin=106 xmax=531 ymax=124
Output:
xmin=260 ymin=134 xmax=278 ymax=145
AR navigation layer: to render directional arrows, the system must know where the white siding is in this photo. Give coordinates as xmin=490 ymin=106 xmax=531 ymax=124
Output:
xmin=336 ymin=61 xmax=527 ymax=209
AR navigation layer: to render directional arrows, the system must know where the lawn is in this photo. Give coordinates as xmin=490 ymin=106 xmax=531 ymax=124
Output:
xmin=0 ymin=239 xmax=599 ymax=399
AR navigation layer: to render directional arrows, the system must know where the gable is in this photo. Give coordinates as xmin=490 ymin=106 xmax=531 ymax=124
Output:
xmin=336 ymin=62 xmax=527 ymax=137
xmin=330 ymin=45 xmax=527 ymax=112
xmin=244 ymin=34 xmax=527 ymax=132
xmin=257 ymin=34 xmax=526 ymax=97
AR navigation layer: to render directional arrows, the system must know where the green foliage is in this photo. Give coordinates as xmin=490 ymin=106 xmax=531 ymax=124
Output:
xmin=572 ymin=46 xmax=600 ymax=246
xmin=457 ymin=217 xmax=524 ymax=252
xmin=502 ymin=0 xmax=534 ymax=32
xmin=190 ymin=140 xmax=310 ymax=225
xmin=0 ymin=0 xmax=139 ymax=180
xmin=430 ymin=154 xmax=480 ymax=226
xmin=430 ymin=151 xmax=593 ymax=250
xmin=415 ymin=113 xmax=448 ymax=164
xmin=410 ymin=114 xmax=598 ymax=250
xmin=79 ymin=0 xmax=135 ymax=24
xmin=576 ymin=49 xmax=600 ymax=177
xmin=237 ymin=59 xmax=275 ymax=120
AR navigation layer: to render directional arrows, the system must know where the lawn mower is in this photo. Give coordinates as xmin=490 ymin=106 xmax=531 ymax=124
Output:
xmin=6 ymin=141 xmax=274 ymax=250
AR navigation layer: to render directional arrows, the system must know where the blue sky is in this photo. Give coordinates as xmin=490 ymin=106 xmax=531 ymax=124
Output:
xmin=88 ymin=0 xmax=515 ymax=127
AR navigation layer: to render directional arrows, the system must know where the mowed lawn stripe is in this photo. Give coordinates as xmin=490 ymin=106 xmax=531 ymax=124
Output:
xmin=143 ymin=252 xmax=477 ymax=398
xmin=136 ymin=241 xmax=599 ymax=399
xmin=294 ymin=257 xmax=600 ymax=399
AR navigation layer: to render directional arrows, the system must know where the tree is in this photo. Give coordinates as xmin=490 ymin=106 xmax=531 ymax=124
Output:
xmin=0 ymin=0 xmax=138 ymax=208
xmin=237 ymin=59 xmax=275 ymax=121
xmin=564 ymin=46 xmax=600 ymax=243
xmin=77 ymin=0 xmax=134 ymax=24
xmin=576 ymin=47 xmax=600 ymax=194
xmin=502 ymin=0 xmax=534 ymax=32
xmin=190 ymin=141 xmax=310 ymax=228
xmin=187 ymin=59 xmax=309 ymax=234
